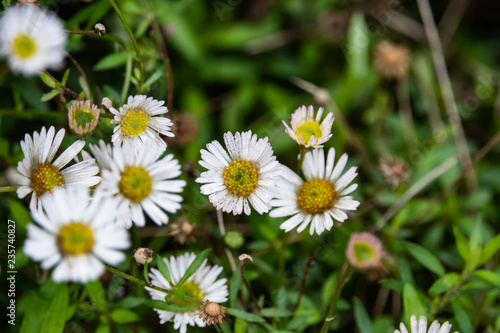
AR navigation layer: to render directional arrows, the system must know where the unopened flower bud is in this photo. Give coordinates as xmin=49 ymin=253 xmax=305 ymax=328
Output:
xmin=94 ymin=23 xmax=106 ymax=36
xmin=133 ymin=247 xmax=153 ymax=265
xmin=224 ymin=230 xmax=244 ymax=250
xmin=68 ymin=100 xmax=99 ymax=138
xmin=101 ymin=97 xmax=113 ymax=111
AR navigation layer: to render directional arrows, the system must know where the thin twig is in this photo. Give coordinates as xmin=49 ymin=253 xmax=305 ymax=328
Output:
xmin=65 ymin=51 xmax=91 ymax=100
xmin=43 ymin=70 xmax=79 ymax=100
xmin=437 ymin=0 xmax=470 ymax=49
xmin=216 ymin=323 xmax=226 ymax=333
xmin=239 ymin=257 xmax=261 ymax=311
xmin=416 ymin=0 xmax=477 ymax=189
xmin=293 ymin=256 xmax=314 ymax=314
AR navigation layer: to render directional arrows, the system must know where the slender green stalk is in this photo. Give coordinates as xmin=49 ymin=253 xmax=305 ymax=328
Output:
xmin=0 ymin=186 xmax=18 ymax=193
xmin=320 ymin=262 xmax=353 ymax=333
xmin=108 ymin=0 xmax=144 ymax=92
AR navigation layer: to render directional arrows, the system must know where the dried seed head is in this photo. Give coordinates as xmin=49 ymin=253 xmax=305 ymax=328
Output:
xmin=378 ymin=157 xmax=411 ymax=188
xmin=101 ymin=97 xmax=113 ymax=113
xmin=374 ymin=41 xmax=410 ymax=79
xmin=94 ymin=23 xmax=106 ymax=36
xmin=133 ymin=247 xmax=154 ymax=265
xmin=169 ymin=218 xmax=197 ymax=245
xmin=164 ymin=112 xmax=199 ymax=146
xmin=197 ymin=300 xmax=227 ymax=325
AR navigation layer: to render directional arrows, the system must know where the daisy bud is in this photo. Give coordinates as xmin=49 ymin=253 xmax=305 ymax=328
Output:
xmin=197 ymin=300 xmax=227 ymax=325
xmin=346 ymin=232 xmax=383 ymax=270
xmin=239 ymin=253 xmax=253 ymax=263
xmin=101 ymin=97 xmax=113 ymax=111
xmin=94 ymin=23 xmax=106 ymax=36
xmin=378 ymin=157 xmax=411 ymax=188
xmin=68 ymin=100 xmax=100 ymax=138
xmin=374 ymin=41 xmax=410 ymax=79
xmin=224 ymin=230 xmax=244 ymax=250
xmin=133 ymin=247 xmax=153 ymax=265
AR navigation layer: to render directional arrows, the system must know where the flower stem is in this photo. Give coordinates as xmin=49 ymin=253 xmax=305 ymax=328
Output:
xmin=0 ymin=186 xmax=18 ymax=193
xmin=108 ymin=0 xmax=144 ymax=93
xmin=292 ymin=256 xmax=314 ymax=314
xmin=320 ymin=262 xmax=353 ymax=333
xmin=239 ymin=259 xmax=261 ymax=311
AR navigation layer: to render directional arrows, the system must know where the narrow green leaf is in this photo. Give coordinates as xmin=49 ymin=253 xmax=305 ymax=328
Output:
xmin=402 ymin=241 xmax=446 ymax=276
xmin=41 ymin=90 xmax=60 ymax=102
xmin=473 ymin=270 xmax=500 ymax=287
xmin=156 ymin=255 xmax=173 ymax=287
xmin=353 ymin=297 xmax=373 ymax=333
xmin=226 ymin=308 xmax=265 ymax=322
xmin=61 ymin=69 xmax=70 ymax=86
xmin=93 ymin=51 xmax=130 ymax=71
xmin=85 ymin=280 xmax=108 ymax=311
xmin=260 ymin=308 xmax=292 ymax=318
xmin=176 ymin=249 xmax=212 ymax=287
xmin=115 ymin=297 xmax=146 ymax=309
xmin=110 ymin=309 xmax=139 ymax=324
xmin=79 ymin=76 xmax=91 ymax=99
xmin=480 ymin=233 xmax=500 ymax=264
xmin=234 ymin=318 xmax=247 ymax=333
xmin=144 ymin=61 xmax=169 ymax=88
xmin=345 ymin=12 xmax=369 ymax=78
xmin=379 ymin=279 xmax=402 ymax=293
xmin=451 ymin=302 xmax=473 ymax=333
xmin=402 ymin=283 xmax=426 ymax=323
xmin=229 ymin=268 xmax=242 ymax=308
xmin=428 ymin=272 xmax=461 ymax=297
xmin=95 ymin=324 xmax=110 ymax=333
xmin=39 ymin=72 xmax=56 ymax=88
xmin=144 ymin=261 xmax=150 ymax=284
xmin=453 ymin=227 xmax=470 ymax=261
xmin=41 ymin=283 xmax=69 ymax=333
xmin=145 ymin=300 xmax=196 ymax=313
xmin=469 ymin=214 xmax=483 ymax=251
xmin=173 ymin=288 xmax=186 ymax=301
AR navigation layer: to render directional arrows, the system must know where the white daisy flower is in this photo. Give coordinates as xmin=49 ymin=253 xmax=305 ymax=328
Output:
xmin=110 ymin=95 xmax=174 ymax=152
xmin=95 ymin=144 xmax=186 ymax=228
xmin=23 ymin=187 xmax=130 ymax=283
xmin=146 ymin=252 xmax=228 ymax=333
xmin=0 ymin=4 xmax=66 ymax=76
xmin=195 ymin=130 xmax=281 ymax=215
xmin=395 ymin=315 xmax=459 ymax=333
xmin=14 ymin=126 xmax=100 ymax=211
xmin=270 ymin=148 xmax=359 ymax=235
xmin=283 ymin=105 xmax=335 ymax=148
xmin=86 ymin=139 xmax=114 ymax=171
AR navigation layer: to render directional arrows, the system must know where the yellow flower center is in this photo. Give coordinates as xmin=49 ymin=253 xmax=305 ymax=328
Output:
xmin=12 ymin=35 xmax=36 ymax=58
xmin=353 ymin=242 xmax=375 ymax=262
xmin=30 ymin=163 xmax=64 ymax=196
xmin=296 ymin=121 xmax=322 ymax=143
xmin=120 ymin=106 xmax=149 ymax=137
xmin=297 ymin=179 xmax=336 ymax=214
xmin=58 ymin=223 xmax=94 ymax=255
xmin=171 ymin=281 xmax=203 ymax=308
xmin=223 ymin=160 xmax=258 ymax=197
xmin=119 ymin=166 xmax=152 ymax=202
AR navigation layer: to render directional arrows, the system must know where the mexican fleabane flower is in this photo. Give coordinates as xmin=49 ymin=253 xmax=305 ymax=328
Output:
xmin=346 ymin=232 xmax=383 ymax=269
xmin=270 ymin=148 xmax=359 ymax=235
xmin=68 ymin=100 xmax=100 ymax=138
xmin=23 ymin=187 xmax=130 ymax=283
xmin=395 ymin=315 xmax=458 ymax=333
xmin=110 ymin=95 xmax=174 ymax=152
xmin=283 ymin=105 xmax=334 ymax=148
xmin=0 ymin=4 xmax=67 ymax=76
xmin=146 ymin=252 xmax=228 ymax=333
xmin=14 ymin=126 xmax=100 ymax=211
xmin=85 ymin=140 xmax=114 ymax=171
xmin=95 ymin=143 xmax=185 ymax=228
xmin=195 ymin=130 xmax=281 ymax=215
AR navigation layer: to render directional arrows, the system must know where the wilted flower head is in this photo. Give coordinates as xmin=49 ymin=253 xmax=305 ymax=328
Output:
xmin=68 ymin=100 xmax=100 ymax=138
xmin=395 ymin=315 xmax=459 ymax=333
xmin=166 ymin=112 xmax=199 ymax=146
xmin=346 ymin=232 xmax=383 ymax=269
xmin=197 ymin=300 xmax=227 ymax=325
xmin=379 ymin=157 xmax=411 ymax=188
xmin=169 ymin=218 xmax=197 ymax=245
xmin=374 ymin=41 xmax=410 ymax=79
xmin=283 ymin=105 xmax=335 ymax=148
xmin=133 ymin=247 xmax=154 ymax=265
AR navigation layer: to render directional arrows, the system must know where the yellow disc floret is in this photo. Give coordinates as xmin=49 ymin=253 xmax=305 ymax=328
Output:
xmin=120 ymin=106 xmax=149 ymax=137
xmin=119 ymin=166 xmax=152 ymax=202
xmin=58 ymin=223 xmax=94 ymax=255
xmin=171 ymin=281 xmax=203 ymax=308
xmin=12 ymin=35 xmax=36 ymax=58
xmin=30 ymin=162 xmax=64 ymax=196
xmin=223 ymin=160 xmax=258 ymax=197
xmin=296 ymin=121 xmax=322 ymax=143
xmin=297 ymin=179 xmax=336 ymax=214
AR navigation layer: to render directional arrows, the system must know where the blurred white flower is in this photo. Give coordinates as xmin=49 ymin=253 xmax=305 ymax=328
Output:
xmin=0 ymin=4 xmax=66 ymax=76
xmin=395 ymin=315 xmax=458 ymax=333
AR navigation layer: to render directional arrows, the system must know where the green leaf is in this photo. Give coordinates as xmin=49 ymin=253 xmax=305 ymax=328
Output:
xmin=93 ymin=51 xmax=130 ymax=71
xmin=61 ymin=69 xmax=70 ymax=86
xmin=260 ymin=308 xmax=292 ymax=318
xmin=453 ymin=227 xmax=470 ymax=261
xmin=402 ymin=241 xmax=446 ymax=276
xmin=469 ymin=214 xmax=483 ymax=251
xmin=156 ymin=255 xmax=173 ymax=287
xmin=85 ymin=280 xmax=108 ymax=312
xmin=9 ymin=198 xmax=31 ymax=230
xmin=402 ymin=284 xmax=426 ymax=323
xmin=379 ymin=279 xmax=402 ymax=293
xmin=345 ymin=12 xmax=369 ymax=78
xmin=79 ymin=76 xmax=91 ymax=100
xmin=41 ymin=283 xmax=69 ymax=333
xmin=39 ymin=72 xmax=56 ymax=88
xmin=173 ymin=288 xmax=186 ymax=301
xmin=451 ymin=302 xmax=473 ymax=333
xmin=234 ymin=318 xmax=247 ymax=333
xmin=110 ymin=309 xmax=139 ymax=324
xmin=480 ymin=233 xmax=500 ymax=264
xmin=473 ymin=270 xmax=500 ymax=287
xmin=229 ymin=268 xmax=242 ymax=308
xmin=225 ymin=308 xmax=265 ymax=322
xmin=428 ymin=272 xmax=461 ymax=297
xmin=353 ymin=297 xmax=373 ymax=333
xmin=144 ymin=261 xmax=150 ymax=284
xmin=145 ymin=300 xmax=196 ymax=313
xmin=95 ymin=324 xmax=110 ymax=333
xmin=176 ymin=249 xmax=212 ymax=287
xmin=41 ymin=90 xmax=60 ymax=102
xmin=115 ymin=297 xmax=146 ymax=309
